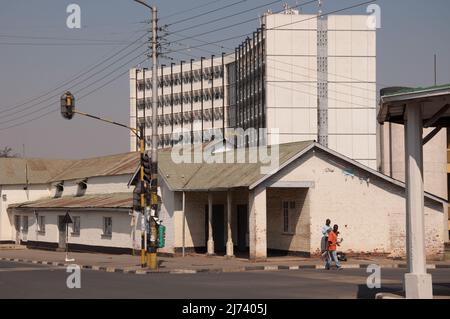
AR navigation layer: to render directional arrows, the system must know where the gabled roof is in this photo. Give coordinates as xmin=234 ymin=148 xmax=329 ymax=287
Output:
xmin=156 ymin=141 xmax=446 ymax=205
xmin=8 ymin=192 xmax=132 ymax=211
xmin=250 ymin=142 xmax=446 ymax=204
xmin=0 ymin=152 xmax=140 ymax=185
xmin=157 ymin=141 xmax=314 ymax=191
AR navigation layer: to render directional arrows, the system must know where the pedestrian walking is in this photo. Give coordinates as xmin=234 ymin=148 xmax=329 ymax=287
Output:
xmin=325 ymin=224 xmax=342 ymax=270
xmin=320 ymin=219 xmax=331 ymax=253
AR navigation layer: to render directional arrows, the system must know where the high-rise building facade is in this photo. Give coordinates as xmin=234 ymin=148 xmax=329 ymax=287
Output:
xmin=130 ymin=9 xmax=377 ymax=168
xmin=129 ymin=54 xmax=234 ymax=150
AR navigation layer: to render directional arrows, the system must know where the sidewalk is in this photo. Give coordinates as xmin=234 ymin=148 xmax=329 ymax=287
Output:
xmin=0 ymin=248 xmax=449 ymax=275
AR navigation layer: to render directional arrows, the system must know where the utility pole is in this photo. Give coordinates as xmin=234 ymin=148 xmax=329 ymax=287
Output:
xmin=434 ymin=54 xmax=437 ymax=86
xmin=148 ymin=4 xmax=159 ymax=270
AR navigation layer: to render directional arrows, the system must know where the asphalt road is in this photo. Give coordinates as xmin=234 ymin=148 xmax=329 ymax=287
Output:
xmin=0 ymin=260 xmax=449 ymax=299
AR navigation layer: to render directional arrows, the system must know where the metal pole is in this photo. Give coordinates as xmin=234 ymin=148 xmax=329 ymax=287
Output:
xmin=434 ymin=54 xmax=437 ymax=86
xmin=161 ymin=64 xmax=165 ymax=145
xmin=182 ymin=191 xmax=186 ymax=257
xmin=171 ymin=62 xmax=174 ymax=146
xmin=181 ymin=60 xmax=184 ymax=143
xmin=191 ymin=59 xmax=194 ymax=144
xmin=201 ymin=57 xmax=205 ymax=143
xmin=135 ymin=69 xmax=139 ymax=151
xmin=222 ymin=52 xmax=225 ymax=145
xmin=211 ymin=55 xmax=215 ymax=139
xmin=143 ymin=68 xmax=147 ymax=146
xmin=139 ymin=125 xmax=146 ymax=268
xmin=148 ymin=4 xmax=158 ymax=270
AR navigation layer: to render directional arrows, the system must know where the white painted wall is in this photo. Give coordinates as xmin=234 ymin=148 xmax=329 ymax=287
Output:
xmin=273 ymin=150 xmax=445 ymax=258
xmin=381 ymin=123 xmax=447 ymax=200
xmin=49 ymin=175 xmax=132 ymax=198
xmin=0 ymin=184 xmax=49 ymax=242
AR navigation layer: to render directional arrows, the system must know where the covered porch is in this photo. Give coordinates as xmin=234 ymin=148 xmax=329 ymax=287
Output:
xmin=177 ymin=183 xmax=313 ymax=261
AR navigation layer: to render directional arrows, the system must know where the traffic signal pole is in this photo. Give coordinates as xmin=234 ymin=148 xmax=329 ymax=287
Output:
xmin=148 ymin=4 xmax=159 ymax=271
xmin=139 ymin=125 xmax=147 ymax=268
xmin=67 ymin=109 xmax=148 ymax=268
xmin=63 ymin=1 xmax=160 ymax=270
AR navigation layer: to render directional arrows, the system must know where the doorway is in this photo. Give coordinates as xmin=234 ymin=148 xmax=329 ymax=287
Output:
xmin=237 ymin=204 xmax=248 ymax=252
xmin=57 ymin=215 xmax=67 ymax=250
xmin=205 ymin=204 xmax=225 ymax=252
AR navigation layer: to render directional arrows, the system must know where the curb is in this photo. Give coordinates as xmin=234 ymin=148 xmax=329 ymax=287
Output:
xmin=1 ymin=257 xmax=447 ymax=276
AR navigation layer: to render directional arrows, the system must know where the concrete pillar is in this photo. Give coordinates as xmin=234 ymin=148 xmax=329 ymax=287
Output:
xmin=249 ymin=186 xmax=267 ymax=261
xmin=207 ymin=192 xmax=214 ymax=255
xmin=404 ymin=104 xmax=433 ymax=299
xmin=226 ymin=190 xmax=234 ymax=257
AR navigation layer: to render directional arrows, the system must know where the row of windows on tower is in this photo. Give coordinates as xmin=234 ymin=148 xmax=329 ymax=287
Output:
xmin=138 ymin=108 xmax=224 ymax=127
xmin=137 ymin=67 xmax=224 ymax=91
xmin=152 ymin=130 xmax=220 ymax=147
xmin=137 ymin=91 xmax=225 ymax=109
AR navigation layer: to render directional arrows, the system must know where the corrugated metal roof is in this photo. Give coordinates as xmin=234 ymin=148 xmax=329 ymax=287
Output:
xmin=0 ymin=158 xmax=73 ymax=185
xmin=8 ymin=192 xmax=132 ymax=211
xmin=49 ymin=152 xmax=139 ymax=182
xmin=0 ymin=152 xmax=139 ymax=185
xmin=158 ymin=141 xmax=314 ymax=191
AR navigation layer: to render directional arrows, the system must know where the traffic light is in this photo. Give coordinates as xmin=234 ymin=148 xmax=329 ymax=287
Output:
xmin=142 ymin=153 xmax=151 ymax=184
xmin=133 ymin=182 xmax=142 ymax=211
xmin=157 ymin=224 xmax=166 ymax=248
xmin=61 ymin=91 xmax=75 ymax=120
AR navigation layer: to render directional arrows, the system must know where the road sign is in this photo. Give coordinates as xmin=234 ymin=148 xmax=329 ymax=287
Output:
xmin=62 ymin=212 xmax=73 ymax=224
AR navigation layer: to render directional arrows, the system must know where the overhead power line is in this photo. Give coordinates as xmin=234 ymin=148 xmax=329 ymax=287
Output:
xmin=162 ymin=0 xmax=376 ymax=55
xmin=166 ymin=0 xmax=318 ymax=48
xmin=0 ymin=31 xmax=148 ymax=114
xmin=161 ymin=0 xmax=224 ymax=20
xmin=0 ymin=50 xmax=147 ymax=125
xmin=170 ymin=0 xmax=283 ymax=34
xmin=0 ymin=34 xmax=136 ymax=43
xmin=167 ymin=0 xmax=248 ymax=26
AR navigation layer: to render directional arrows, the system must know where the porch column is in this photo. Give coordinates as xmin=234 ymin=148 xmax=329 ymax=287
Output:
xmin=226 ymin=190 xmax=234 ymax=257
xmin=249 ymin=185 xmax=267 ymax=261
xmin=207 ymin=192 xmax=214 ymax=255
xmin=404 ymin=104 xmax=432 ymax=299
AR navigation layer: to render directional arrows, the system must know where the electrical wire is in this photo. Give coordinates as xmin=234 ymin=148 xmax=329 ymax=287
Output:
xmin=170 ymin=0 xmax=283 ymax=34
xmin=166 ymin=0 xmax=317 ymax=46
xmin=0 ymin=50 xmax=147 ymax=125
xmin=0 ymin=56 xmax=148 ymax=131
xmin=0 ymin=31 xmax=148 ymax=114
xmin=166 ymin=0 xmax=249 ymax=27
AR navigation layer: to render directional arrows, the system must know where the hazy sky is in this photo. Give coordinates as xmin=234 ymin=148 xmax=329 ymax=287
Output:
xmin=0 ymin=0 xmax=449 ymax=159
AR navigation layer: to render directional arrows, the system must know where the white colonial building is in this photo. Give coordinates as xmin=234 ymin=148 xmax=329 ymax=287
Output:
xmin=1 ymin=153 xmax=143 ymax=254
xmin=3 ymin=141 xmax=444 ymax=260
